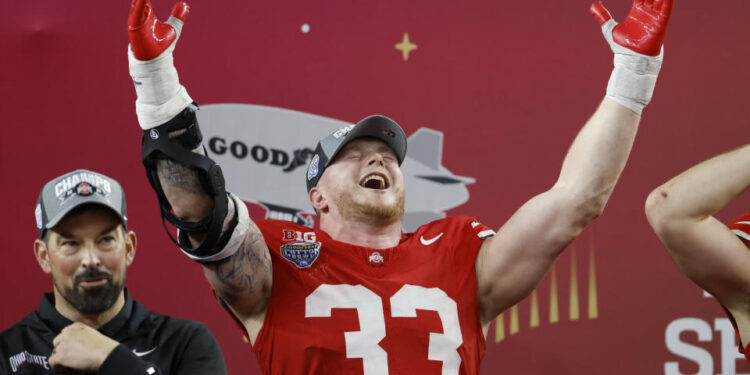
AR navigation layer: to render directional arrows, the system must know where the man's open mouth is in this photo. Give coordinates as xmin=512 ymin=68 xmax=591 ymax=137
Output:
xmin=359 ymin=173 xmax=390 ymax=190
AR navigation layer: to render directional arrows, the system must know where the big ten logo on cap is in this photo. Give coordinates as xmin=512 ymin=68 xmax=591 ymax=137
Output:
xmin=333 ymin=124 xmax=356 ymax=139
xmin=54 ymin=172 xmax=112 ymax=198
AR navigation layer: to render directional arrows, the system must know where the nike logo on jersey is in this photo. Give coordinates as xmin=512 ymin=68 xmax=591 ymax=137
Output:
xmin=133 ymin=347 xmax=157 ymax=357
xmin=420 ymin=233 xmax=444 ymax=246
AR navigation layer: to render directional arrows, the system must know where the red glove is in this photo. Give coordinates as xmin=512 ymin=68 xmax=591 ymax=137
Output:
xmin=590 ymin=0 xmax=673 ymax=57
xmin=128 ymin=0 xmax=189 ymax=60
xmin=127 ymin=0 xmax=194 ymax=129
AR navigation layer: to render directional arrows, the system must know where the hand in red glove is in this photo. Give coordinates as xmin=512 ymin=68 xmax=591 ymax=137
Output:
xmin=127 ymin=0 xmax=195 ymax=129
xmin=590 ymin=0 xmax=673 ymax=57
xmin=128 ymin=0 xmax=189 ymax=60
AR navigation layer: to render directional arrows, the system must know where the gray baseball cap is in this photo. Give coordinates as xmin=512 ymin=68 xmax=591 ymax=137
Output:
xmin=306 ymin=115 xmax=407 ymax=192
xmin=35 ymin=169 xmax=127 ymax=238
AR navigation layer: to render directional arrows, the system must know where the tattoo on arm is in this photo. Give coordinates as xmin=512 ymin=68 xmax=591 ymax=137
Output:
xmin=208 ymin=225 xmax=272 ymax=296
xmin=156 ymin=159 xmax=204 ymax=194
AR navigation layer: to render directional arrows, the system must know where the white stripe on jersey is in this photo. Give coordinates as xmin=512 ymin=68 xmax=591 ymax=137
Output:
xmin=732 ymin=229 xmax=750 ymax=242
xmin=478 ymin=229 xmax=495 ymax=239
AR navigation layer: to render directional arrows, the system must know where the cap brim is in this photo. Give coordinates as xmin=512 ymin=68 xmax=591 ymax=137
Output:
xmin=43 ymin=199 xmax=126 ymax=235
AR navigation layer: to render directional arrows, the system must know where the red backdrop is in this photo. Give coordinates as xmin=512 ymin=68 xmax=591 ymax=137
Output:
xmin=1 ymin=1 xmax=749 ymax=374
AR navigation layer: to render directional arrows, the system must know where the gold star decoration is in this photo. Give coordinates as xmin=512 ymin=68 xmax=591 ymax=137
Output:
xmin=395 ymin=33 xmax=417 ymax=61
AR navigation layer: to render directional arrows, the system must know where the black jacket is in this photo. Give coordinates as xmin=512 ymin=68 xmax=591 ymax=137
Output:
xmin=0 ymin=290 xmax=227 ymax=375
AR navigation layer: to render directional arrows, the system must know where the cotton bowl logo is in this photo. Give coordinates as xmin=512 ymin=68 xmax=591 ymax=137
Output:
xmin=197 ymin=104 xmax=476 ymax=231
xmin=281 ymin=242 xmax=321 ymax=269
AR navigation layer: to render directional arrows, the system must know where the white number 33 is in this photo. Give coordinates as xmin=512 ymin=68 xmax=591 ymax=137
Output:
xmin=305 ymin=284 xmax=463 ymax=375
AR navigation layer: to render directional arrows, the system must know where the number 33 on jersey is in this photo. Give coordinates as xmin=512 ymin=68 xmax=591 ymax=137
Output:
xmin=250 ymin=216 xmax=495 ymax=375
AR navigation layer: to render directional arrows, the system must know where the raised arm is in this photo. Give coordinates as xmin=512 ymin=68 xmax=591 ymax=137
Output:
xmin=475 ymin=0 xmax=673 ymax=325
xmin=127 ymin=0 xmax=271 ymax=342
xmin=645 ymin=144 xmax=750 ymax=310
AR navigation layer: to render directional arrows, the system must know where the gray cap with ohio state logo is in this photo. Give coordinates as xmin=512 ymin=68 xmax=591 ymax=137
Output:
xmin=35 ymin=169 xmax=127 ymax=238
xmin=306 ymin=115 xmax=408 ymax=192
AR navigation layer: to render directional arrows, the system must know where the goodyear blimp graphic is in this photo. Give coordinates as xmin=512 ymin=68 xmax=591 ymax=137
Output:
xmin=197 ymin=104 xmax=475 ymax=231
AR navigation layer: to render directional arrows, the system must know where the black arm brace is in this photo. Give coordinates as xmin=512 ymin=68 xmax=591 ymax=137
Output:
xmin=141 ymin=104 xmax=233 ymax=259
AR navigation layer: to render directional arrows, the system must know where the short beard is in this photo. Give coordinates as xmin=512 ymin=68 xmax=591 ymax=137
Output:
xmin=54 ymin=269 xmax=125 ymax=315
xmin=334 ymin=190 xmax=405 ymax=226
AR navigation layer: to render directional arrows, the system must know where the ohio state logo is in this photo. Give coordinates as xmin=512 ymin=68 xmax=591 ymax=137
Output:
xmin=76 ymin=182 xmax=94 ymax=196
xmin=368 ymin=251 xmax=384 ymax=265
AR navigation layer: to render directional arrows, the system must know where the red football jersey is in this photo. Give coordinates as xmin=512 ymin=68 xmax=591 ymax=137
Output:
xmin=251 ymin=216 xmax=494 ymax=374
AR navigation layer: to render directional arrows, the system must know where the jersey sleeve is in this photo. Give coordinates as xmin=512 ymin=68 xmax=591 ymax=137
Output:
xmin=443 ymin=216 xmax=495 ymax=272
xmin=465 ymin=216 xmax=495 ymax=241
xmin=729 ymin=214 xmax=750 ymax=247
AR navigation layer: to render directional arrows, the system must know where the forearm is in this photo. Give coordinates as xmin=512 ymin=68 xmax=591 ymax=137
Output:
xmin=127 ymin=1 xmax=272 ymax=328
xmin=156 ymin=158 xmax=213 ymax=245
xmin=647 ymin=143 xmax=750 ymax=221
xmin=555 ymin=98 xmax=640 ymax=217
xmin=201 ymin=222 xmax=273 ymax=317
xmin=553 ymin=0 xmax=670 ymax=216
xmin=155 ymin=150 xmax=271 ymax=318
xmin=156 ymin=158 xmax=212 ymax=218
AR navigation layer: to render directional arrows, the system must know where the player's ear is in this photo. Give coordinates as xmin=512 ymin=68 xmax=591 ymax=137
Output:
xmin=309 ymin=187 xmax=328 ymax=214
xmin=33 ymin=239 xmax=52 ymax=274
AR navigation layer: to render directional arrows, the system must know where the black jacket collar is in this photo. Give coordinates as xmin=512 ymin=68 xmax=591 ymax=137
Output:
xmin=34 ymin=289 xmax=148 ymax=337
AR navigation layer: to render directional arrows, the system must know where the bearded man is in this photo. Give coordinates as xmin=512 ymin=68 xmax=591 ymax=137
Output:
xmin=0 ymin=169 xmax=227 ymax=374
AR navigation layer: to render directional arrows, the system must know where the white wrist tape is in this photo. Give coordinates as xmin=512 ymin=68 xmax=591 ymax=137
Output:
xmin=128 ymin=16 xmax=193 ymax=129
xmin=601 ymin=19 xmax=663 ymax=115
xmin=180 ymin=193 xmax=252 ymax=263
